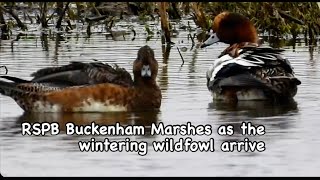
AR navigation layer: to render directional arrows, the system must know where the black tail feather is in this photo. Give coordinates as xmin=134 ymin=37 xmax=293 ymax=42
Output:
xmin=0 ymin=75 xmax=31 ymax=83
xmin=0 ymin=79 xmax=20 ymax=96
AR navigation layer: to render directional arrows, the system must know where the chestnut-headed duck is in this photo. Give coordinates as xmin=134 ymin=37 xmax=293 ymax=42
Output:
xmin=200 ymin=11 xmax=301 ymax=102
xmin=0 ymin=45 xmax=162 ymax=112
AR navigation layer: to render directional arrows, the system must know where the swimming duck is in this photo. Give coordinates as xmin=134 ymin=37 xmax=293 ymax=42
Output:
xmin=0 ymin=45 xmax=162 ymax=112
xmin=200 ymin=11 xmax=301 ymax=102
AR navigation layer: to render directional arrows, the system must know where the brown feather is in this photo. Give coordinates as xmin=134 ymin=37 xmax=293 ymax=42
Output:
xmin=0 ymin=45 xmax=161 ymax=112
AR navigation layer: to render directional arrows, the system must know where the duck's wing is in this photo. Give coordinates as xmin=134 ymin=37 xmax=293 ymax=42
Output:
xmin=0 ymin=75 xmax=76 ymax=89
xmin=207 ymin=46 xmax=301 ymax=98
xmin=31 ymin=61 xmax=134 ymax=87
xmin=0 ymin=75 xmax=31 ymax=84
xmin=0 ymin=76 xmax=64 ymax=96
xmin=238 ymin=46 xmax=295 ymax=73
xmin=208 ymin=46 xmax=299 ymax=80
xmin=0 ymin=75 xmax=95 ymax=112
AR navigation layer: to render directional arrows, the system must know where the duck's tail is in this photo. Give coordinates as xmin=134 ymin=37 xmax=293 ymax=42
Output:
xmin=0 ymin=79 xmax=19 ymax=96
xmin=0 ymin=75 xmax=31 ymax=83
xmin=208 ymin=73 xmax=301 ymax=101
xmin=0 ymin=78 xmax=31 ymax=98
xmin=0 ymin=78 xmax=45 ymax=111
xmin=267 ymin=76 xmax=301 ymax=98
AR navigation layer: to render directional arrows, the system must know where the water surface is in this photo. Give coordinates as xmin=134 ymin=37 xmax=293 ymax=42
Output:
xmin=1 ymin=20 xmax=320 ymax=177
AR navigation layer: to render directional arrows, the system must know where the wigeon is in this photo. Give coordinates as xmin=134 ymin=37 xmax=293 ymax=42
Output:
xmin=201 ymin=11 xmax=301 ymax=102
xmin=0 ymin=45 xmax=162 ymax=112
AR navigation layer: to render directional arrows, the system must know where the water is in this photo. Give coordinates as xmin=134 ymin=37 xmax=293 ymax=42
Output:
xmin=1 ymin=20 xmax=320 ymax=176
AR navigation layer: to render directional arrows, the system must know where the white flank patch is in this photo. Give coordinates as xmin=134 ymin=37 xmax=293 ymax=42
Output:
xmin=206 ymin=54 xmax=233 ymax=80
xmin=208 ymin=54 xmax=263 ymax=81
xmin=33 ymin=101 xmax=62 ymax=112
xmin=72 ymin=99 xmax=127 ymax=112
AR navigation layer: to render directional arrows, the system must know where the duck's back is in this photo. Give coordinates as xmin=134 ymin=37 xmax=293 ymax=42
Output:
xmin=207 ymin=45 xmax=301 ymax=101
xmin=31 ymin=61 xmax=134 ymax=87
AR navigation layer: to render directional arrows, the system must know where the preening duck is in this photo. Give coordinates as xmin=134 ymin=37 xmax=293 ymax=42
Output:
xmin=1 ymin=60 xmax=133 ymax=88
xmin=201 ymin=11 xmax=301 ymax=102
xmin=0 ymin=45 xmax=161 ymax=112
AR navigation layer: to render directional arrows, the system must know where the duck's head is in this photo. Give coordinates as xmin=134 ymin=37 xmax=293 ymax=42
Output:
xmin=201 ymin=11 xmax=258 ymax=48
xmin=133 ymin=45 xmax=158 ymax=85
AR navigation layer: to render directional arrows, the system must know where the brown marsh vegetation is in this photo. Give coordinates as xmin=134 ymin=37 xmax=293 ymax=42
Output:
xmin=0 ymin=2 xmax=319 ymax=48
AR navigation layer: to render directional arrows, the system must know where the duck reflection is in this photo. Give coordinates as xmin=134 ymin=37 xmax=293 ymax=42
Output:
xmin=208 ymin=99 xmax=298 ymax=118
xmin=208 ymin=100 xmax=299 ymax=143
xmin=14 ymin=110 xmax=160 ymax=137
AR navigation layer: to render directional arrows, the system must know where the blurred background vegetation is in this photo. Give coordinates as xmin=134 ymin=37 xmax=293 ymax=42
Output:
xmin=0 ymin=2 xmax=319 ymax=46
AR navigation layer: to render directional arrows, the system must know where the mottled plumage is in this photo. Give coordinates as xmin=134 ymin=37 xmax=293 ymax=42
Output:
xmin=201 ymin=11 xmax=301 ymax=102
xmin=0 ymin=45 xmax=161 ymax=112
xmin=31 ymin=61 xmax=134 ymax=87
xmin=206 ymin=45 xmax=301 ymax=102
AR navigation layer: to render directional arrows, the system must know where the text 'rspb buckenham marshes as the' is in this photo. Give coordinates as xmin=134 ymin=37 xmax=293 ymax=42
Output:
xmin=21 ymin=121 xmax=266 ymax=155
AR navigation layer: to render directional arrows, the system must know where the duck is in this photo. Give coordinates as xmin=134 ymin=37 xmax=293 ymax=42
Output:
xmin=0 ymin=45 xmax=162 ymax=112
xmin=0 ymin=60 xmax=133 ymax=88
xmin=200 ymin=11 xmax=301 ymax=103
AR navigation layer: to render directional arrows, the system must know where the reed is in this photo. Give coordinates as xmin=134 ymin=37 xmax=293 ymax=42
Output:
xmin=0 ymin=2 xmax=318 ymax=44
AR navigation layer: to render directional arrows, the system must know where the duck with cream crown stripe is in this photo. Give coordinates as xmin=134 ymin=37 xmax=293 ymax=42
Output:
xmin=0 ymin=45 xmax=162 ymax=112
xmin=201 ymin=11 xmax=301 ymax=103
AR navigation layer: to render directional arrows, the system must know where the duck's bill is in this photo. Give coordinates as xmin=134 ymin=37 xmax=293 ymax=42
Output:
xmin=200 ymin=33 xmax=220 ymax=48
xmin=141 ymin=65 xmax=152 ymax=77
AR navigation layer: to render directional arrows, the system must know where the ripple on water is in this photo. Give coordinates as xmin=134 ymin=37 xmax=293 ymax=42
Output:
xmin=1 ymin=22 xmax=320 ymax=176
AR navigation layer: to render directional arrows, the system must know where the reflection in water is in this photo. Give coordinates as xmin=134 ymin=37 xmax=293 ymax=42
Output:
xmin=5 ymin=111 xmax=160 ymax=137
xmin=309 ymin=46 xmax=314 ymax=61
xmin=208 ymin=99 xmax=298 ymax=118
xmin=40 ymin=32 xmax=49 ymax=51
xmin=161 ymin=44 xmax=171 ymax=63
xmin=188 ymin=49 xmax=198 ymax=74
xmin=158 ymin=44 xmax=171 ymax=92
xmin=1 ymin=19 xmax=320 ymax=176
xmin=53 ymin=33 xmax=64 ymax=61
xmin=208 ymin=100 xmax=299 ymax=138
